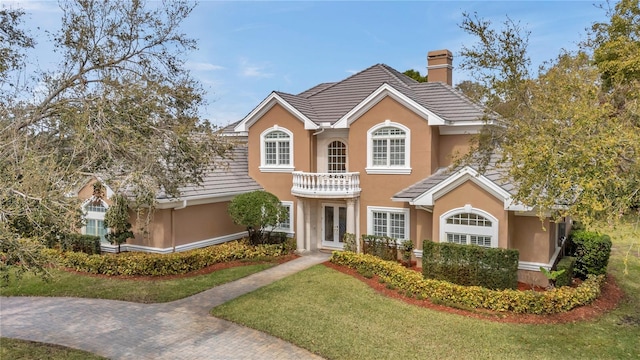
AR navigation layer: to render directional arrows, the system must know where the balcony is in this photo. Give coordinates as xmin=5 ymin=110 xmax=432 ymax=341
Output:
xmin=291 ymin=171 xmax=361 ymax=199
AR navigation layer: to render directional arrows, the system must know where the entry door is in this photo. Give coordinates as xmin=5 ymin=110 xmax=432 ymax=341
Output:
xmin=322 ymin=204 xmax=346 ymax=248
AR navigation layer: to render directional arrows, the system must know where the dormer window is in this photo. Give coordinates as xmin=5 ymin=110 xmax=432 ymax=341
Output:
xmin=366 ymin=121 xmax=411 ymax=174
xmin=260 ymin=126 xmax=294 ymax=173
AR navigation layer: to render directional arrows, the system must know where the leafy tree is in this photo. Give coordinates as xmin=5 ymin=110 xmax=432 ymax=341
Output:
xmin=104 ymin=193 xmax=134 ymax=253
xmin=228 ymin=191 xmax=288 ymax=245
xmin=455 ymin=80 xmax=488 ymax=104
xmin=403 ymin=69 xmax=428 ymax=82
xmin=1 ymin=1 xmax=231 ymax=278
xmin=457 ymin=5 xmax=640 ymax=226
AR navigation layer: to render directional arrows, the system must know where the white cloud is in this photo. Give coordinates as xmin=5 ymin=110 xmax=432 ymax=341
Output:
xmin=239 ymin=58 xmax=273 ymax=78
xmin=186 ymin=62 xmax=225 ymax=71
xmin=346 ymin=69 xmax=358 ymax=75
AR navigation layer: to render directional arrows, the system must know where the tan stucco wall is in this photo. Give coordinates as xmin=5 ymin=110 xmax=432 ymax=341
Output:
xmin=414 ymin=209 xmax=433 ymax=250
xmin=432 ymin=180 xmax=509 ymax=248
xmin=129 ymin=208 xmax=172 ymax=249
xmin=173 ymin=202 xmax=245 ymax=247
xmin=511 ymin=216 xmax=553 ymax=264
xmin=247 ymin=103 xmax=312 ymax=205
xmin=438 ymin=134 xmax=472 ymax=167
xmin=347 ymin=96 xmax=434 ymax=235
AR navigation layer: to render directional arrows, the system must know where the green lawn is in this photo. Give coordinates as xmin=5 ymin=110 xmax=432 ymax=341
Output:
xmin=0 ymin=263 xmax=275 ymax=303
xmin=211 ymin=220 xmax=640 ymax=360
xmin=0 ymin=338 xmax=106 ymax=360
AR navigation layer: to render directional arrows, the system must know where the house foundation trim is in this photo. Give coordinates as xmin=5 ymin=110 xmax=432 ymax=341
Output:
xmin=100 ymin=231 xmax=248 ymax=254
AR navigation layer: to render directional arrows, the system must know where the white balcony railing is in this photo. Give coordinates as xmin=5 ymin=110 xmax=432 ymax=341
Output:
xmin=291 ymin=171 xmax=361 ymax=198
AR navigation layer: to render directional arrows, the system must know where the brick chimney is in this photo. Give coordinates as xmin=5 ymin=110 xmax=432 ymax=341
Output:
xmin=427 ymin=49 xmax=453 ymax=85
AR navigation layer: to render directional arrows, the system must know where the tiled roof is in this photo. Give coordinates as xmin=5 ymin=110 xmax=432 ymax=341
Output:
xmin=156 ymin=138 xmax=262 ymax=202
xmin=251 ymin=63 xmax=487 ymax=126
xmin=393 ymin=158 xmax=516 ymax=202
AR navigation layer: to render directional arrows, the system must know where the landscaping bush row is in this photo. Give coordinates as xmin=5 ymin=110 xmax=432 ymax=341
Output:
xmin=47 ymin=234 xmax=101 ymax=255
xmin=422 ymin=241 xmax=519 ymax=290
xmin=44 ymin=241 xmax=292 ymax=276
xmin=330 ymin=251 xmax=604 ymax=315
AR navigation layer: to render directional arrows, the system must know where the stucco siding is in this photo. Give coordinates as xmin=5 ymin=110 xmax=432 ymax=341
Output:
xmin=511 ymin=215 xmax=553 ymax=264
xmin=173 ymin=202 xmax=245 ymax=247
xmin=438 ymin=134 xmax=472 ymax=167
xmin=348 ymin=96 xmax=434 ymax=236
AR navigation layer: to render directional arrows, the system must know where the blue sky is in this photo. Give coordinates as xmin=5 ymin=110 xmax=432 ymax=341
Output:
xmin=6 ymin=1 xmax=611 ymax=126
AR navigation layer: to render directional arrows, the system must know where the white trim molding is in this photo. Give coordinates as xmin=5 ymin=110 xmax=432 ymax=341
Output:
xmin=234 ymin=92 xmax=319 ymax=132
xmin=259 ymin=125 xmax=295 ymax=173
xmin=100 ymin=231 xmax=249 ymax=254
xmin=365 ymin=120 xmax=412 ymax=175
xmin=332 ymin=83 xmax=447 ymax=128
xmin=366 ymin=206 xmax=410 ymax=241
xmin=410 ymin=166 xmax=529 ymax=211
xmin=439 ymin=206 xmax=499 ymax=248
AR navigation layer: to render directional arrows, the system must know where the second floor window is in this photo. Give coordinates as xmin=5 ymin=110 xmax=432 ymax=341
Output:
xmin=264 ymin=130 xmax=290 ymax=165
xmin=260 ymin=126 xmax=294 ymax=172
xmin=372 ymin=127 xmax=406 ymax=166
xmin=366 ymin=122 xmax=411 ymax=175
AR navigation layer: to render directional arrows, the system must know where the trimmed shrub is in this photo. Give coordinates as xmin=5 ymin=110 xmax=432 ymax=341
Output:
xmin=555 ymin=256 xmax=576 ymax=287
xmin=331 ymin=251 xmax=604 ymax=315
xmin=422 ymin=240 xmax=519 ymax=290
xmin=570 ymin=230 xmax=612 ymax=279
xmin=342 ymin=233 xmax=357 ymax=252
xmin=60 ymin=234 xmax=101 ymax=255
xmin=51 ymin=241 xmax=291 ymax=276
xmin=361 ymin=235 xmax=398 ymax=261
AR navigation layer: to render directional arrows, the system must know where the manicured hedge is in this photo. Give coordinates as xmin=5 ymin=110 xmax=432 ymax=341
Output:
xmin=555 ymin=256 xmax=576 ymax=287
xmin=60 ymin=234 xmax=101 ymax=255
xmin=361 ymin=235 xmax=398 ymax=261
xmin=422 ymin=240 xmax=519 ymax=290
xmin=569 ymin=230 xmax=612 ymax=279
xmin=331 ymin=251 xmax=604 ymax=315
xmin=49 ymin=241 xmax=291 ymax=276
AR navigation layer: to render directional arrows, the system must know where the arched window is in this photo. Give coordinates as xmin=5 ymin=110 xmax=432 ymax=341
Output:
xmin=327 ymin=140 xmax=346 ymax=173
xmin=260 ymin=126 xmax=294 ymax=172
xmin=366 ymin=121 xmax=411 ymax=174
xmin=440 ymin=207 xmax=498 ymax=248
xmin=83 ymin=200 xmax=108 ymax=243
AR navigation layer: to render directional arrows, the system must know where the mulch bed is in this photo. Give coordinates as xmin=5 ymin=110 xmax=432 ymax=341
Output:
xmin=323 ymin=261 xmax=624 ymax=324
xmin=60 ymin=254 xmax=299 ymax=281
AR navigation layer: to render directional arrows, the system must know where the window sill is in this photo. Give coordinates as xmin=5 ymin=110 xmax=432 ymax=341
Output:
xmin=259 ymin=166 xmax=295 ymax=173
xmin=365 ymin=167 xmax=411 ymax=175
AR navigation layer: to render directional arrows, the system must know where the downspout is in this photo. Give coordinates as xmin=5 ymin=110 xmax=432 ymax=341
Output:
xmin=171 ymin=199 xmax=187 ymax=253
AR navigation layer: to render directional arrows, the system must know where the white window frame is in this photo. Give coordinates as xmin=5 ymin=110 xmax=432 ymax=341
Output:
xmin=365 ymin=120 xmax=411 ymax=174
xmin=271 ymin=201 xmax=294 ymax=235
xmin=259 ymin=125 xmax=295 ymax=173
xmin=439 ymin=206 xmax=498 ymax=248
xmin=367 ymin=206 xmax=410 ymax=241
xmin=81 ymin=198 xmax=109 ymax=243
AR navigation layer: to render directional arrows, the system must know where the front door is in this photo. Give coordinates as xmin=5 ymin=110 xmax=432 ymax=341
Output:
xmin=322 ymin=204 xmax=346 ymax=249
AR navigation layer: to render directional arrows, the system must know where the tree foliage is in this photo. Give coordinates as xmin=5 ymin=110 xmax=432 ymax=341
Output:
xmin=457 ymin=2 xmax=640 ymax=225
xmin=1 ymin=1 xmax=231 ymax=276
xmin=403 ymin=69 xmax=428 ymax=82
xmin=227 ymin=191 xmax=288 ymax=245
xmin=103 ymin=193 xmax=134 ymax=253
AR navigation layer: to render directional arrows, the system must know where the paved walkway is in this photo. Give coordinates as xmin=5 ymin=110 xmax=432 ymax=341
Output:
xmin=0 ymin=252 xmax=330 ymax=359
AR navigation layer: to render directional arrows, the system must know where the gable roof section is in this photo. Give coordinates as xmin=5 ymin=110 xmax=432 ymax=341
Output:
xmin=234 ymin=92 xmax=319 ymax=132
xmin=393 ymin=163 xmax=528 ymax=211
xmin=234 ymin=63 xmax=489 ymax=131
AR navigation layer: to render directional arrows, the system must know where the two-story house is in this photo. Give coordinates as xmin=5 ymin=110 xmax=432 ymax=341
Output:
xmin=76 ymin=50 xmax=566 ymax=286
xmin=233 ymin=50 xmax=567 ymax=286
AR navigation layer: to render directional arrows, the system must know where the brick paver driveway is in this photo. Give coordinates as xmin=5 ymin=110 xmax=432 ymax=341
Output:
xmin=0 ymin=253 xmax=329 ymax=359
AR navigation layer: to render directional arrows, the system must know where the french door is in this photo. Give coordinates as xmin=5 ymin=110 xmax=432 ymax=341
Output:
xmin=322 ymin=204 xmax=346 ymax=248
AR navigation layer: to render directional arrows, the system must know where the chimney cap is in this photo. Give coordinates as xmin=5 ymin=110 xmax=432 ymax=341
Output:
xmin=427 ymin=49 xmax=453 ymax=60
